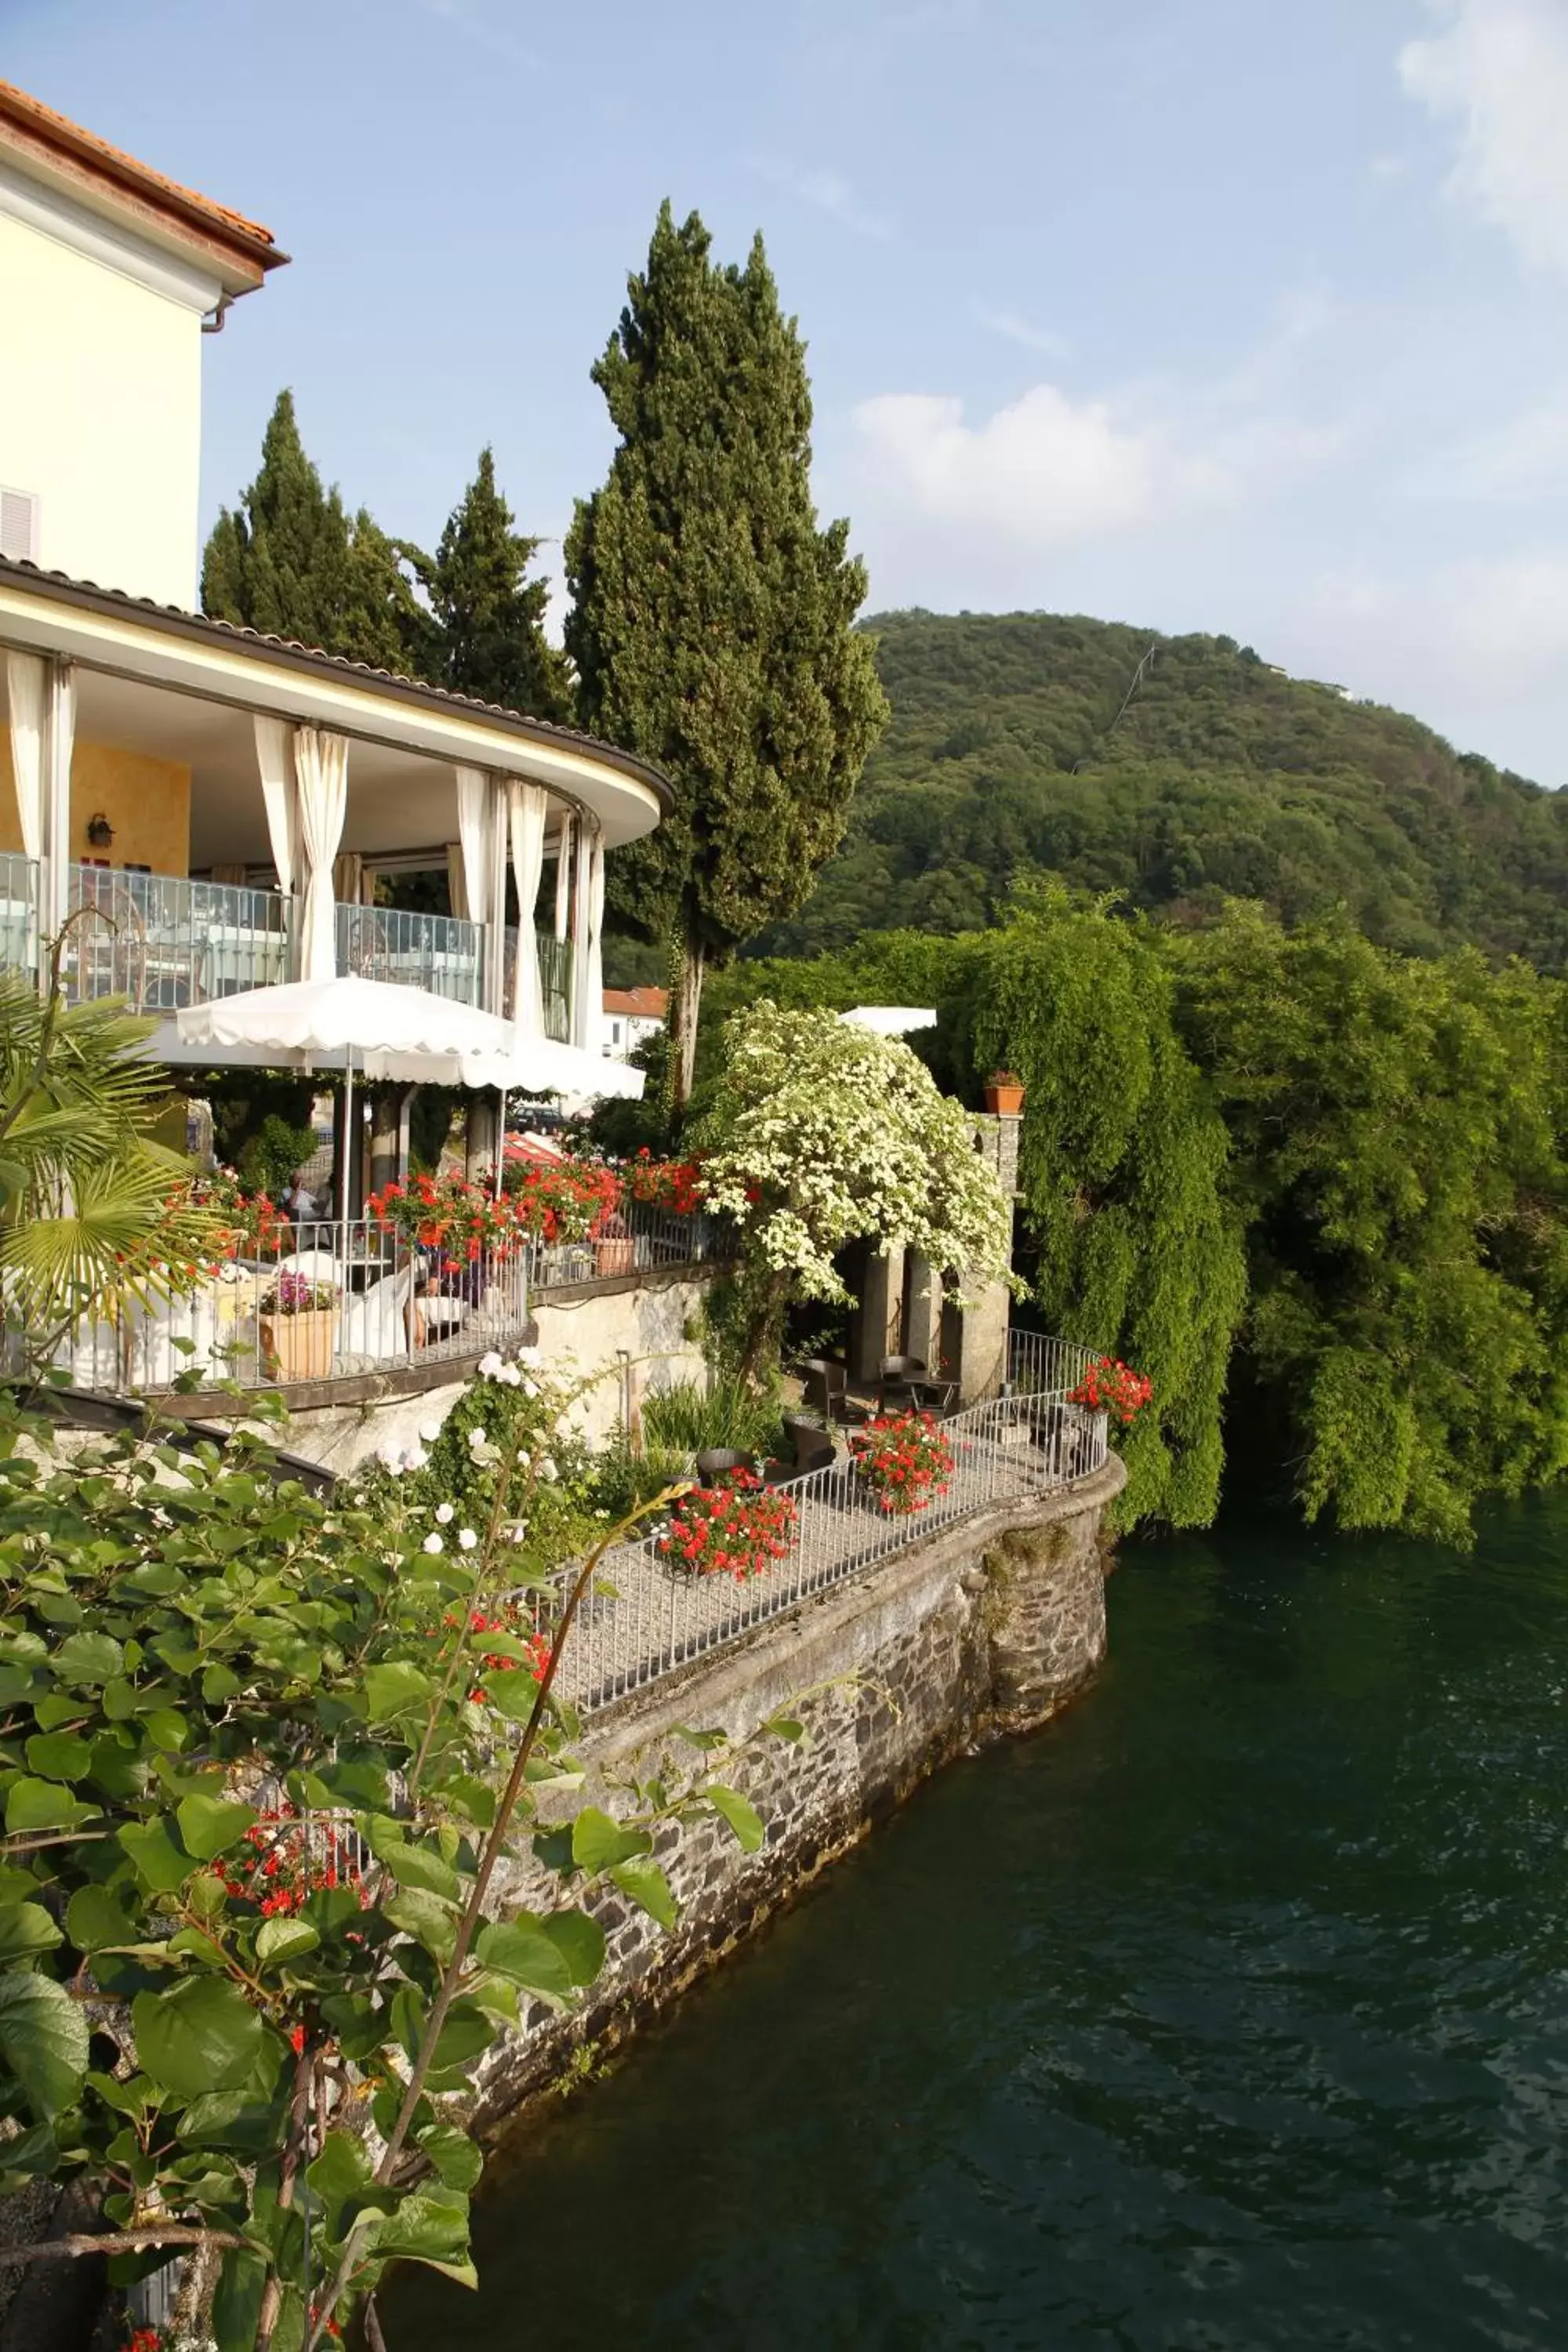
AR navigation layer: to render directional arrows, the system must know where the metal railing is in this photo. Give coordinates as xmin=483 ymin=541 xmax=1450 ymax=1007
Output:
xmin=49 ymin=1215 xmax=531 ymax=1394
xmin=0 ymin=853 xmax=36 ymax=979
xmin=1004 ymin=1327 xmax=1103 ymax=1400
xmin=503 ymin=926 xmax=573 ymax=1044
xmin=64 ymin=869 xmax=290 ymax=1009
xmin=337 ymin=903 xmax=484 ymax=1006
xmin=550 ymin=1380 xmax=1110 ymax=1718
xmin=528 ymin=1202 xmax=731 ymax=1295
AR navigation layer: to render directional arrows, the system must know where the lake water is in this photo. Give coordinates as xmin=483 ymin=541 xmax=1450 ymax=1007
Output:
xmin=389 ymin=1498 xmax=1568 ymax=2350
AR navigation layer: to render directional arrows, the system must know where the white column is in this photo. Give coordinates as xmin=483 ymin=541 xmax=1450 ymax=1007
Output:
xmin=572 ymin=815 xmax=593 ymax=1050
xmin=43 ymin=660 xmax=74 ymax=954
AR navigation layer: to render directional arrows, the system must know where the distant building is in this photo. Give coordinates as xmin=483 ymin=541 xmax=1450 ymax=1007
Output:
xmin=603 ymin=985 xmax=667 ymax=1062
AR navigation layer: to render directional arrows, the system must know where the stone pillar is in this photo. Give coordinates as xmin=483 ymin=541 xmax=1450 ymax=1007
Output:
xmin=850 ymin=1243 xmax=905 ymax=1386
xmin=368 ymin=1087 xmax=408 ymax=1198
xmin=938 ymin=1109 xmax=1021 ymax=1402
xmin=903 ymin=1251 xmax=942 ymax=1370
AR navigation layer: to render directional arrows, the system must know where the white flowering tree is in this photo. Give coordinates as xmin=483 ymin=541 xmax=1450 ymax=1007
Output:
xmin=695 ymin=1003 xmax=1015 ymax=1381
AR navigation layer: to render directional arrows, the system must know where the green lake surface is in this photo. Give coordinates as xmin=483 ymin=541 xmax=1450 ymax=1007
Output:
xmin=388 ymin=1498 xmax=1568 ymax=2350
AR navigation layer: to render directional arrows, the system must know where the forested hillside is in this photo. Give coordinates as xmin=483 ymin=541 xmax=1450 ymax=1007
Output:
xmin=754 ymin=612 xmax=1568 ymax=967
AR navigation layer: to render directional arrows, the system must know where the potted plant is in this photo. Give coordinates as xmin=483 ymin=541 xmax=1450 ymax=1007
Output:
xmin=657 ymin=1470 xmax=797 ymax=1582
xmin=849 ymin=1409 xmax=956 ymax=1516
xmin=593 ymin=1207 xmax=636 ymax=1277
xmin=983 ymin=1071 xmax=1025 ymax=1116
xmin=1069 ymin=1356 xmax=1152 ymax=1426
xmin=259 ymin=1268 xmax=339 ymax=1381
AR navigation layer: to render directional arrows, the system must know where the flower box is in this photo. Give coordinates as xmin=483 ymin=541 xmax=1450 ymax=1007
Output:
xmin=261 ymin=1307 xmax=334 ymax=1381
xmin=983 ymin=1072 xmax=1025 ymax=1116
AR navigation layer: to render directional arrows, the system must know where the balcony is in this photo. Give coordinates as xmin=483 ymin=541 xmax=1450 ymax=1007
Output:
xmin=336 ymin=902 xmax=483 ymax=1007
xmin=64 ymin=866 xmax=289 ymax=1008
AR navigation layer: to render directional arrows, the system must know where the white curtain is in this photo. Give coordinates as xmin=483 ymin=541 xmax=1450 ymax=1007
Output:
xmin=507 ymin=781 xmax=547 ymax=1031
xmin=295 ymin=726 xmax=348 ymax=982
xmin=252 ymin=717 xmax=296 ymax=897
xmin=584 ymin=824 xmax=605 ymax=1058
xmin=554 ymin=813 xmax=572 ymax=942
xmin=454 ymin=765 xmax=491 ymax=927
xmin=5 ymin=653 xmax=43 ymax=862
xmin=46 ymin=666 xmax=74 ymax=935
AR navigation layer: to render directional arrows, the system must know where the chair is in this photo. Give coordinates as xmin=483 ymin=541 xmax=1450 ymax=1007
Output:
xmin=911 ymin=1374 xmax=960 ymax=1418
xmin=764 ymin=1417 xmax=837 ymax=1486
xmin=274 ymin=1248 xmax=343 ymax=1286
xmin=801 ymin=1357 xmax=848 ymax=1423
xmin=695 ymin=1447 xmax=753 ymax=1488
xmin=339 ymin=1264 xmax=416 ymax=1367
xmin=877 ymin=1355 xmax=927 ymax=1413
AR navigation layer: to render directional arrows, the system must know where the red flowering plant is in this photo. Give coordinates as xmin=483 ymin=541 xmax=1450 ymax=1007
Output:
xmin=366 ymin=1170 xmax=524 ymax=1271
xmin=187 ymin=1163 xmax=292 ymax=1260
xmin=503 ymin=1153 xmax=621 ymax=1244
xmin=211 ymin=1799 xmax=369 ymax=1920
xmin=1069 ymin=1356 xmax=1152 ymax=1426
xmin=429 ymin=1597 xmax=552 ymax=1706
xmin=850 ymin=1410 xmax=956 ymax=1516
xmin=622 ymin=1148 xmax=705 ymax=1217
xmin=658 ymin=1468 xmax=797 ymax=1582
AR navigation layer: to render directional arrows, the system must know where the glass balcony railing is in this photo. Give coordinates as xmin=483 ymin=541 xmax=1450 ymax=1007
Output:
xmin=503 ymin=926 xmax=573 ymax=1044
xmin=0 ymin=854 xmax=37 ymax=980
xmin=336 ymin=902 xmax=483 ymax=1007
xmin=64 ymin=868 xmax=290 ymax=1009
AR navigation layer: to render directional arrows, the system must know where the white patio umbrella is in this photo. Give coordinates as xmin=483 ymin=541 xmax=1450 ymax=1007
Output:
xmin=176 ymin=977 xmax=642 ymax=1218
xmin=840 ymin=1005 xmax=938 ymax=1036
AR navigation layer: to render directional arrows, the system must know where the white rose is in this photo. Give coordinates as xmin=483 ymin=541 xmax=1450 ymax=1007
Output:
xmin=477 ymin=1351 xmax=504 ymax=1380
xmin=516 ymin=1345 xmax=542 ymax=1368
xmin=435 ymin=1501 xmax=455 ymax=1525
xmin=422 ymin=1532 xmax=444 ymax=1555
xmin=418 ymin=1419 xmax=441 ymax=1444
xmin=458 ymin=1527 xmax=477 ymax=1552
xmin=466 ymin=1425 xmax=488 ymax=1452
xmin=499 ymin=1363 xmax=522 ymax=1387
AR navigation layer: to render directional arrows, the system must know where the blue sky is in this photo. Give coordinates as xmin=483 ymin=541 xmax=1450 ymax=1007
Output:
xmin=10 ymin=0 xmax=1568 ymax=780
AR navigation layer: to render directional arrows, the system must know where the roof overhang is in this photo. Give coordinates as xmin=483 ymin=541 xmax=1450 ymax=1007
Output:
xmin=0 ymin=564 xmax=671 ymax=850
xmin=0 ymin=81 xmax=284 ymax=298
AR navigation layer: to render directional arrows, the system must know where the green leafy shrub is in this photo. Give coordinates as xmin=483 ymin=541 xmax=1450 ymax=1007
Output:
xmin=641 ymin=1374 xmax=784 ymax=1461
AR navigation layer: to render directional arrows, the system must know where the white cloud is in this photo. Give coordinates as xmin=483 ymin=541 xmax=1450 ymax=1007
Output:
xmin=1401 ymin=396 xmax=1568 ymax=499
xmin=1304 ymin=549 xmax=1568 ymax=703
xmin=973 ymin=303 xmax=1069 ymax=358
xmin=1399 ymin=0 xmax=1568 ymax=274
xmin=846 ymin=379 xmax=1342 ymax=560
xmin=760 ymin=163 xmax=892 ymax=241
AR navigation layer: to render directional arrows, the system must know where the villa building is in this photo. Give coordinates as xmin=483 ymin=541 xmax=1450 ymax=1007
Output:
xmin=0 ymin=78 xmax=666 ymax=1087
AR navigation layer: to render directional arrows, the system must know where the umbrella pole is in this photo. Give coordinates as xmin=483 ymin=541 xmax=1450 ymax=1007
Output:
xmin=494 ymin=1087 xmax=505 ymax=1202
xmin=341 ymin=1053 xmax=354 ymax=1229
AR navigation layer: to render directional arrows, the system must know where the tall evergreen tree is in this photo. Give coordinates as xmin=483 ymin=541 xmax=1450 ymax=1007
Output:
xmin=565 ymin=204 xmax=888 ymax=1112
xmin=402 ymin=448 xmax=570 ymax=717
xmin=201 ymin=390 xmax=419 ymax=670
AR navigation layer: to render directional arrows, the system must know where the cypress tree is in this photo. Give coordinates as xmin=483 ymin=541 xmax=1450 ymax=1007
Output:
xmin=403 ymin=448 xmax=570 ymax=717
xmin=565 ymin=203 xmax=888 ymax=1113
xmin=201 ymin=390 xmax=419 ymax=670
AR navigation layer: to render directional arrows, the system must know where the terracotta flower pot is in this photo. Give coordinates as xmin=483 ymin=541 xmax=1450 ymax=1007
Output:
xmin=593 ymin=1236 xmax=636 ymax=1277
xmin=261 ymin=1308 xmax=334 ymax=1381
xmin=983 ymin=1074 xmax=1025 ymax=1116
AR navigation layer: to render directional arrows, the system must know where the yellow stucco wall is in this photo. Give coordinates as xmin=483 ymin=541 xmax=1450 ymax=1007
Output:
xmin=0 ymin=210 xmax=204 ymax=607
xmin=0 ymin=735 xmax=191 ymax=873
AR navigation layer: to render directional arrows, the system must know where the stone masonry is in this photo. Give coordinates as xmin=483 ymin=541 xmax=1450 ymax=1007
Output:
xmin=472 ymin=1450 xmax=1125 ymax=2128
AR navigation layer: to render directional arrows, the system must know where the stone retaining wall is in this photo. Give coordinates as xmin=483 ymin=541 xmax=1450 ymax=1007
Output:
xmin=474 ymin=1452 xmax=1125 ymax=2126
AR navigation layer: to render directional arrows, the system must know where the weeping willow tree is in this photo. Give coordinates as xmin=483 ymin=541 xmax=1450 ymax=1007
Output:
xmin=0 ymin=965 xmax=215 ymax=1359
xmin=1169 ymin=906 xmax=1568 ymax=1548
xmin=953 ymin=892 xmax=1247 ymax=1529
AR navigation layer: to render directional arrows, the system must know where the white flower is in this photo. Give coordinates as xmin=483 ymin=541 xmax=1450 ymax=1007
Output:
xmin=458 ymin=1526 xmax=478 ymax=1551
xmin=508 ymin=1521 xmax=528 ymax=1541
xmin=477 ymin=1351 xmax=504 ymax=1380
xmin=418 ymin=1418 xmax=442 ymax=1443
xmin=516 ymin=1345 xmax=542 ymax=1368
xmin=594 ymin=1508 xmax=610 ymax=1521
xmin=422 ymin=1531 xmax=444 ymax=1555
xmin=521 ymin=1378 xmax=538 ymax=1398
xmin=405 ymin=1445 xmax=429 ymax=1472
xmin=376 ymin=1442 xmax=405 ymax=1474
xmin=498 ymin=1363 xmax=522 ymax=1387
xmin=539 ymin=1455 xmax=558 ymax=1481
xmin=466 ymin=1425 xmax=488 ymax=1452
xmin=435 ymin=1501 xmax=455 ymax=1525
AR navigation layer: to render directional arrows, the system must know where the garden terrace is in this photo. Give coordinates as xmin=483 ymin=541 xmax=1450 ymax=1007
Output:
xmin=547 ymin=1332 xmax=1108 ymax=1718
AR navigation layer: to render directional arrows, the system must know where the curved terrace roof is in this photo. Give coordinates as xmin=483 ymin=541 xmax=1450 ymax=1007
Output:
xmin=0 ymin=556 xmax=674 ymax=826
